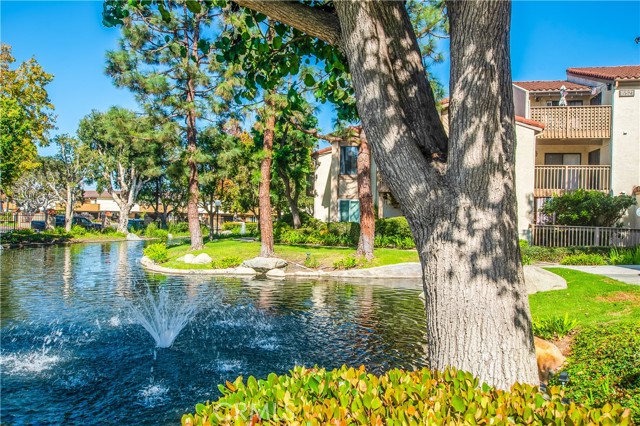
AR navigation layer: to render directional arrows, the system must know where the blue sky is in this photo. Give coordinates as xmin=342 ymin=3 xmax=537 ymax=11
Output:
xmin=2 ymin=1 xmax=639 ymax=157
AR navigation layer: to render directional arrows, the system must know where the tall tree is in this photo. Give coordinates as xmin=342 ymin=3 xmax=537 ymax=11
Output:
xmin=42 ymin=135 xmax=90 ymax=232
xmin=272 ymin=112 xmax=317 ymax=229
xmin=224 ymin=0 xmax=538 ymax=388
xmin=78 ymin=107 xmax=175 ymax=234
xmin=0 ymin=44 xmax=55 ymax=191
xmin=105 ymin=1 xmax=237 ymax=250
xmin=355 ymin=129 xmax=375 ymax=260
xmin=197 ymin=123 xmax=243 ymax=239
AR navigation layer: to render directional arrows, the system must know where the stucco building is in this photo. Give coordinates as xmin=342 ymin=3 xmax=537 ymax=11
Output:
xmin=312 ymin=65 xmax=640 ymax=240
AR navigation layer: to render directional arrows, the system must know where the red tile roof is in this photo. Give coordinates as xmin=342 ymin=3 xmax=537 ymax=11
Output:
xmin=515 ymin=116 xmax=544 ymax=130
xmin=312 ymin=146 xmax=332 ymax=156
xmin=513 ymin=80 xmax=592 ymax=92
xmin=567 ymin=65 xmax=640 ymax=81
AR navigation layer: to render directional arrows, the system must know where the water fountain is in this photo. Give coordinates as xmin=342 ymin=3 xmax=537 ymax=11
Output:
xmin=240 ymin=221 xmax=246 ymax=235
xmin=127 ymin=284 xmax=199 ymax=348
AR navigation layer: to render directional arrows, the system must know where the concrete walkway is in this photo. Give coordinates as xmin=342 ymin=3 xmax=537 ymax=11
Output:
xmin=557 ymin=265 xmax=640 ymax=285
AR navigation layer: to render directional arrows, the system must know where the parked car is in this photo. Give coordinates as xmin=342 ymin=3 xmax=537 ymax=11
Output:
xmin=31 ymin=215 xmax=102 ymax=231
xmin=127 ymin=219 xmax=145 ymax=231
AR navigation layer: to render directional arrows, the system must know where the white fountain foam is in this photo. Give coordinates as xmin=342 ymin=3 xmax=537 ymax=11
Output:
xmin=0 ymin=351 xmax=61 ymax=374
xmin=138 ymin=383 xmax=169 ymax=407
xmin=126 ymin=285 xmax=199 ymax=348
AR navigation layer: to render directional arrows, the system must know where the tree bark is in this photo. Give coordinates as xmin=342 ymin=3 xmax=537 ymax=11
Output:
xmin=64 ymin=183 xmax=74 ymax=232
xmin=356 ymin=130 xmax=375 ymax=260
xmin=236 ymin=0 xmax=538 ymax=389
xmin=259 ymin=98 xmax=276 ymax=257
xmin=117 ymin=204 xmax=131 ymax=234
xmin=277 ymin=169 xmax=301 ymax=229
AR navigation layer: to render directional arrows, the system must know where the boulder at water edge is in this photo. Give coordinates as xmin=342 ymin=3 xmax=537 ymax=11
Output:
xmin=266 ymin=268 xmax=286 ymax=280
xmin=182 ymin=253 xmax=196 ymax=264
xmin=241 ymin=257 xmax=288 ymax=272
xmin=126 ymin=233 xmax=142 ymax=241
xmin=191 ymin=253 xmax=213 ymax=265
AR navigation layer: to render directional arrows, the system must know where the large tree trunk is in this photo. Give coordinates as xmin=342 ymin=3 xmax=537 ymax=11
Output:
xmin=64 ymin=184 xmax=74 ymax=232
xmin=355 ymin=129 xmax=375 ymax=260
xmin=117 ymin=204 xmax=131 ymax=234
xmin=234 ymin=0 xmax=537 ymax=389
xmin=335 ymin=1 xmax=537 ymax=389
xmin=259 ymin=99 xmax=276 ymax=257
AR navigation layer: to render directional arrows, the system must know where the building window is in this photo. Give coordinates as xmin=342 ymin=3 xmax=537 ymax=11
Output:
xmin=568 ymin=100 xmax=583 ymax=106
xmin=339 ymin=199 xmax=360 ymax=223
xmin=544 ymin=153 xmax=581 ymax=165
xmin=340 ymin=146 xmax=358 ymax=175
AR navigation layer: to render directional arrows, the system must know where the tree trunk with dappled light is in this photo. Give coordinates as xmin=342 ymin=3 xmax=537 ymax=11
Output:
xmin=234 ymin=0 xmax=538 ymax=389
xmin=356 ymin=129 xmax=375 ymax=260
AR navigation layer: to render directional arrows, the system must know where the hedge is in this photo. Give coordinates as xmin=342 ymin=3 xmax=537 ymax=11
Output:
xmin=183 ymin=366 xmax=631 ymax=425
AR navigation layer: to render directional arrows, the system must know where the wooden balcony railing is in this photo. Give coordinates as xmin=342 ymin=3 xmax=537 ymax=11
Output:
xmin=530 ymin=106 xmax=611 ymax=139
xmin=534 ymin=165 xmax=610 ymax=197
xmin=531 ymin=225 xmax=640 ymax=248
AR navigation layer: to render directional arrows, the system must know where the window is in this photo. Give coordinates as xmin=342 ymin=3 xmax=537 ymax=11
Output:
xmin=546 ymin=100 xmax=559 ymax=106
xmin=339 ymin=199 xmax=360 ymax=223
xmin=544 ymin=153 xmax=581 ymax=165
xmin=340 ymin=146 xmax=358 ymax=175
xmin=568 ymin=100 xmax=583 ymax=106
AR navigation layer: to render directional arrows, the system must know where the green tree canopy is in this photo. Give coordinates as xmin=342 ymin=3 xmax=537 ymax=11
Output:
xmin=542 ymin=190 xmax=637 ymax=227
xmin=0 ymin=44 xmax=55 ymax=190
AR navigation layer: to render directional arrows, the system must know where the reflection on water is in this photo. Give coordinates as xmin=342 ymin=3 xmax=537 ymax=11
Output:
xmin=0 ymin=242 xmax=427 ymax=425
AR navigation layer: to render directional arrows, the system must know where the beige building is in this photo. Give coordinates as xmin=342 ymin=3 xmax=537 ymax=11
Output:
xmin=312 ymin=144 xmax=403 ymax=223
xmin=513 ymin=65 xmax=640 ymax=233
xmin=312 ymin=65 xmax=640 ymax=239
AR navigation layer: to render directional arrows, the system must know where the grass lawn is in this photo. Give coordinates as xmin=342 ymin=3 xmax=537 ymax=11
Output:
xmin=529 ymin=267 xmax=640 ymax=326
xmin=163 ymin=239 xmax=419 ymax=270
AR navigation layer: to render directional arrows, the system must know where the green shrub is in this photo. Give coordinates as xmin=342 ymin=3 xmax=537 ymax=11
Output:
xmin=168 ymin=222 xmax=190 ymax=234
xmin=144 ymin=223 xmax=169 ymax=241
xmin=211 ymin=256 xmax=242 ymax=269
xmin=541 ymin=190 xmax=636 ymax=227
xmin=375 ymin=216 xmax=413 ymax=240
xmin=609 ymin=247 xmax=640 ymax=265
xmin=560 ymin=253 xmax=607 ymax=266
xmin=182 ymin=365 xmax=632 ymax=426
xmin=70 ymin=225 xmax=87 ymax=237
xmin=333 ymin=255 xmax=366 ymax=270
xmin=558 ymin=323 xmax=640 ymax=423
xmin=143 ymin=243 xmax=168 ymax=264
xmin=304 ymin=255 xmax=320 ymax=269
xmin=532 ymin=314 xmax=579 ymax=340
xmin=0 ymin=229 xmax=72 ymax=245
xmin=221 ymin=221 xmax=258 ymax=235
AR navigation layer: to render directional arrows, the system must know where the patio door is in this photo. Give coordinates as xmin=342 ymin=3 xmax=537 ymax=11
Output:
xmin=544 ymin=153 xmax=581 ymax=191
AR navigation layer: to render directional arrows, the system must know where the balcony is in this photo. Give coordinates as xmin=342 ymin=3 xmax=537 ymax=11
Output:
xmin=530 ymin=106 xmax=611 ymax=139
xmin=534 ymin=165 xmax=610 ymax=197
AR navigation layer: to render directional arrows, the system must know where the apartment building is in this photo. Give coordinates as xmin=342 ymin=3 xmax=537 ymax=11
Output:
xmin=312 ymin=65 xmax=640 ymax=240
xmin=513 ymin=65 xmax=640 ymax=232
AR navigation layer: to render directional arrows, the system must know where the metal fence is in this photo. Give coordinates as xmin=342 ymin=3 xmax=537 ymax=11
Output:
xmin=531 ymin=224 xmax=640 ymax=248
xmin=0 ymin=212 xmax=46 ymax=233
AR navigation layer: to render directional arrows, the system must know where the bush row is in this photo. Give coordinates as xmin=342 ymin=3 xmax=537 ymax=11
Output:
xmin=272 ymin=216 xmax=416 ymax=249
xmin=519 ymin=241 xmax=639 ymax=265
xmin=183 ymin=365 xmax=632 ymax=426
xmin=0 ymin=229 xmax=72 ymax=245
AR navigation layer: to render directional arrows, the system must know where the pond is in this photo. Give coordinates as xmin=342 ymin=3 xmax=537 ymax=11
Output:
xmin=1 ymin=242 xmax=427 ymax=425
